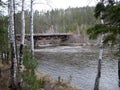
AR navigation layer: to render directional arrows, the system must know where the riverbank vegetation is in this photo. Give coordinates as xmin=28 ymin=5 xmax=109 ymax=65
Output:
xmin=0 ymin=47 xmax=82 ymax=90
xmin=22 ymin=47 xmax=43 ymax=90
xmin=0 ymin=0 xmax=97 ymax=89
xmin=0 ymin=0 xmax=119 ymax=90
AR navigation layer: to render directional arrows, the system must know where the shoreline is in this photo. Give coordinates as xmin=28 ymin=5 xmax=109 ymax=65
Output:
xmin=35 ymin=69 xmax=82 ymax=90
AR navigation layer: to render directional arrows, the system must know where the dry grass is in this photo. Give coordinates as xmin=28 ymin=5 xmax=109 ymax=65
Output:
xmin=35 ymin=70 xmax=82 ymax=90
xmin=0 ymin=62 xmax=11 ymax=90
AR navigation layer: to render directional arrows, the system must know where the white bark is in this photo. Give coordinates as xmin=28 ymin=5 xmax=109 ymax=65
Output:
xmin=9 ymin=0 xmax=17 ymax=88
xmin=98 ymin=34 xmax=104 ymax=59
xmin=21 ymin=0 xmax=25 ymax=45
xmin=94 ymin=12 xmax=105 ymax=90
xmin=8 ymin=2 xmax=10 ymax=37
xmin=18 ymin=0 xmax=25 ymax=88
xmin=30 ymin=0 xmax=34 ymax=56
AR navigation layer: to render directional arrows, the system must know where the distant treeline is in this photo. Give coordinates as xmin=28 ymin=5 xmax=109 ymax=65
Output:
xmin=15 ymin=6 xmax=100 ymax=34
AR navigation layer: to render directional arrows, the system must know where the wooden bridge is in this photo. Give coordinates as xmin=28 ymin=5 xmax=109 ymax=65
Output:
xmin=16 ymin=33 xmax=72 ymax=47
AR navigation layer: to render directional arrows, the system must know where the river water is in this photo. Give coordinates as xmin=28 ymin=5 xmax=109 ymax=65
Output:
xmin=35 ymin=46 xmax=119 ymax=90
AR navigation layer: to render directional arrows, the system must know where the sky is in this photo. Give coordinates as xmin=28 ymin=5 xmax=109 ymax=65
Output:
xmin=50 ymin=0 xmax=97 ymax=8
xmin=2 ymin=0 xmax=98 ymax=12
xmin=30 ymin=0 xmax=98 ymax=12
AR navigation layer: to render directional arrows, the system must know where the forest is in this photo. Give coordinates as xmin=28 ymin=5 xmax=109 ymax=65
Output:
xmin=0 ymin=0 xmax=120 ymax=90
xmin=0 ymin=1 xmax=98 ymax=90
xmin=15 ymin=6 xmax=99 ymax=34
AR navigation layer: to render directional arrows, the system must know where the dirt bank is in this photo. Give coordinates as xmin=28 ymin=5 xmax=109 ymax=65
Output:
xmin=35 ymin=70 xmax=82 ymax=90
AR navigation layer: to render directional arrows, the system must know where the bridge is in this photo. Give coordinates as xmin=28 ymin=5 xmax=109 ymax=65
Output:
xmin=16 ymin=33 xmax=72 ymax=48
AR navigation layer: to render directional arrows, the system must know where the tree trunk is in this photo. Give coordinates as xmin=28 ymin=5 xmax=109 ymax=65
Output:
xmin=94 ymin=34 xmax=104 ymax=90
xmin=18 ymin=44 xmax=23 ymax=90
xmin=1 ymin=52 xmax=4 ymax=64
xmin=5 ymin=52 xmax=7 ymax=63
xmin=18 ymin=0 xmax=25 ymax=89
xmin=6 ymin=52 xmax=9 ymax=64
xmin=118 ymin=31 xmax=120 ymax=86
xmin=30 ymin=0 xmax=34 ymax=57
xmin=21 ymin=0 xmax=25 ymax=45
xmin=9 ymin=0 xmax=17 ymax=89
xmin=94 ymin=18 xmax=104 ymax=90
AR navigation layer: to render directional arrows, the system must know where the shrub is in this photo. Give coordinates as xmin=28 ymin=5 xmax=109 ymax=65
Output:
xmin=22 ymin=47 xmax=43 ymax=90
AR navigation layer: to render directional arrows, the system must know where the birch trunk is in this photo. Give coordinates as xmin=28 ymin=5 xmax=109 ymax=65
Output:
xmin=9 ymin=0 xmax=17 ymax=89
xmin=21 ymin=0 xmax=25 ymax=45
xmin=30 ymin=0 xmax=34 ymax=57
xmin=18 ymin=0 xmax=25 ymax=89
xmin=94 ymin=33 xmax=104 ymax=90
xmin=94 ymin=1 xmax=104 ymax=89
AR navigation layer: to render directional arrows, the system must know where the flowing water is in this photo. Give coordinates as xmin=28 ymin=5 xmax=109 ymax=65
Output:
xmin=35 ymin=46 xmax=119 ymax=90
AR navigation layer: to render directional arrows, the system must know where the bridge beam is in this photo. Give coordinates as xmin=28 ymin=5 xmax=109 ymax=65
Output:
xmin=16 ymin=33 xmax=72 ymax=48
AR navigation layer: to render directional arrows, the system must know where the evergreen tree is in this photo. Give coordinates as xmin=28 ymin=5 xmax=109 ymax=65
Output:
xmin=0 ymin=17 xmax=9 ymax=64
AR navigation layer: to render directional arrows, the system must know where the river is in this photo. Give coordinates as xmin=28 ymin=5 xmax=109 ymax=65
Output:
xmin=35 ymin=46 xmax=119 ymax=90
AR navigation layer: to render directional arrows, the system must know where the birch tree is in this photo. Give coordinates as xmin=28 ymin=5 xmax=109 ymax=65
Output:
xmin=30 ymin=0 xmax=34 ymax=57
xmin=87 ymin=1 xmax=105 ymax=89
xmin=94 ymin=1 xmax=105 ymax=89
xmin=87 ymin=0 xmax=120 ymax=89
xmin=18 ymin=0 xmax=25 ymax=89
xmin=9 ymin=0 xmax=17 ymax=89
xmin=94 ymin=34 xmax=104 ymax=90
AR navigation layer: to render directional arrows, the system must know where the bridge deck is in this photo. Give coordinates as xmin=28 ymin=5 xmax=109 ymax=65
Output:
xmin=16 ymin=33 xmax=72 ymax=47
xmin=16 ymin=33 xmax=72 ymax=37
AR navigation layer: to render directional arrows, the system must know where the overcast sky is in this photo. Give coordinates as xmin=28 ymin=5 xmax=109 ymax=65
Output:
xmin=31 ymin=0 xmax=98 ymax=12
xmin=50 ymin=0 xmax=97 ymax=8
xmin=2 ymin=0 xmax=98 ymax=12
